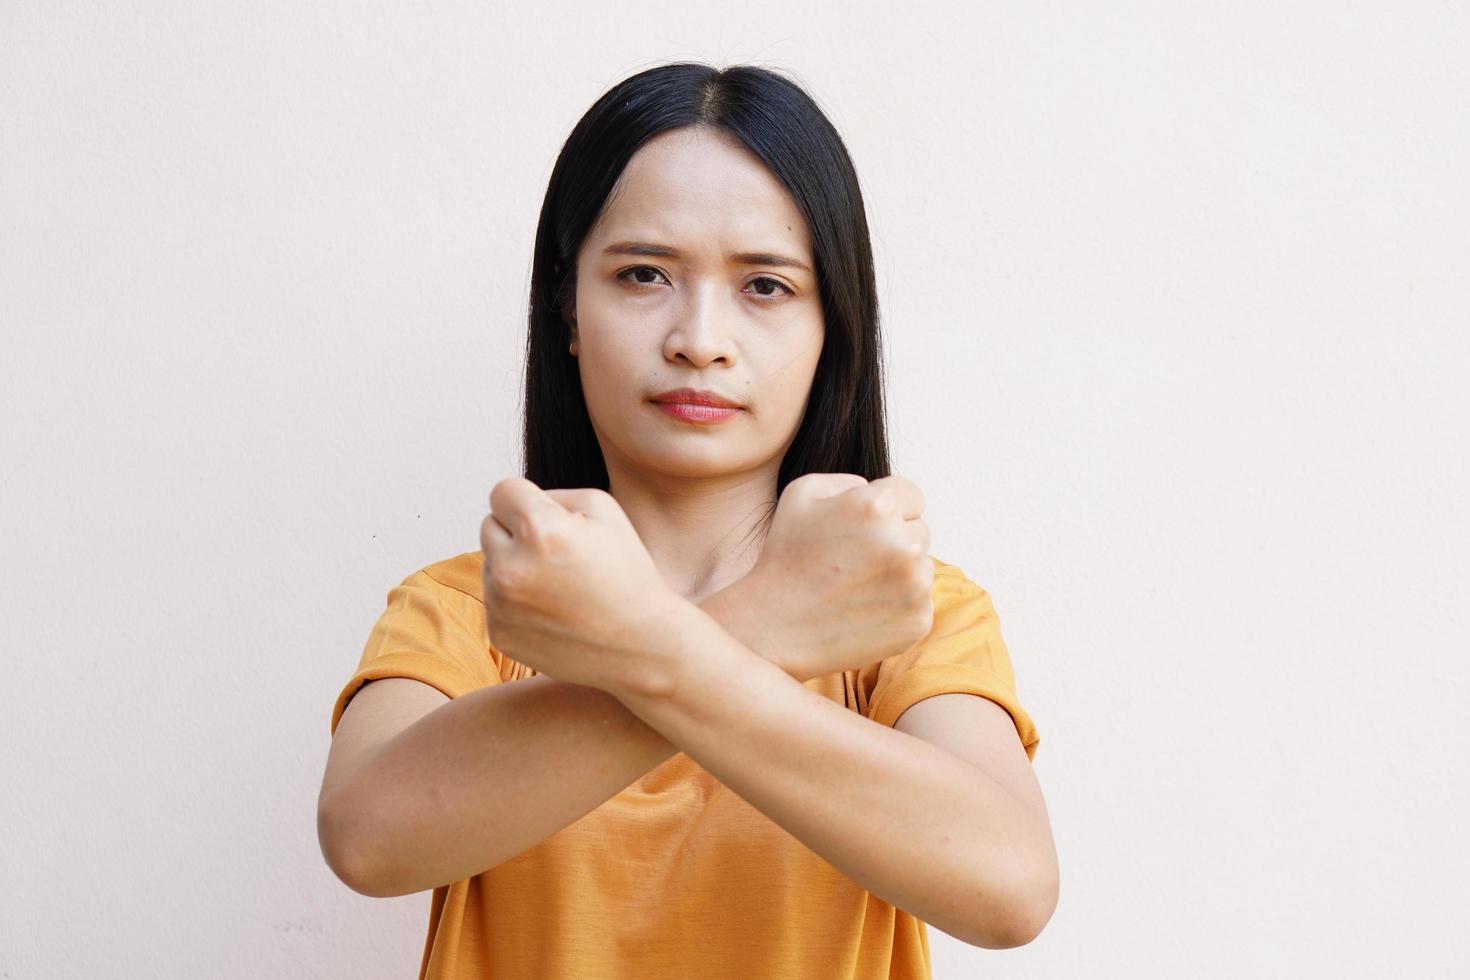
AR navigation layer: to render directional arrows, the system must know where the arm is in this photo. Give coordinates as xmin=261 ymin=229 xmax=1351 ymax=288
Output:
xmin=318 ymin=580 xmax=806 ymax=898
xmin=608 ymin=602 xmax=1056 ymax=950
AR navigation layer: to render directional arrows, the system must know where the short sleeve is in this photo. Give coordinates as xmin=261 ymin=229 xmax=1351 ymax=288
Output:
xmin=864 ymin=566 xmax=1041 ymax=761
xmin=329 ymin=567 xmax=502 ymax=736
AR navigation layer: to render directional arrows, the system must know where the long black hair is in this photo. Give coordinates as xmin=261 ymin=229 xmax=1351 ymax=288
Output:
xmin=521 ymin=62 xmax=891 ymax=514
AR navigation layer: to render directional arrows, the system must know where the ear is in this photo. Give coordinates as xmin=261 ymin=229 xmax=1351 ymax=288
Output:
xmin=565 ymin=306 xmax=579 ymax=354
xmin=553 ymin=260 xmax=578 ymax=336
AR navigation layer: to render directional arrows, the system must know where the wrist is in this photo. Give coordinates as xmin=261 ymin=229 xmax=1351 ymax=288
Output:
xmin=696 ymin=575 xmax=807 ymax=682
xmin=605 ymin=590 xmax=707 ymax=702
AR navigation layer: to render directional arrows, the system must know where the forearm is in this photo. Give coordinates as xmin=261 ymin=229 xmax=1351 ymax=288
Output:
xmin=613 ymin=603 xmax=1048 ymax=950
xmin=337 ymin=671 xmax=676 ymax=896
xmin=339 ymin=583 xmax=799 ymax=897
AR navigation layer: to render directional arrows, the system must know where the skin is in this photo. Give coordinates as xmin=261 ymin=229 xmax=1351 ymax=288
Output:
xmin=565 ymin=124 xmax=827 ymax=602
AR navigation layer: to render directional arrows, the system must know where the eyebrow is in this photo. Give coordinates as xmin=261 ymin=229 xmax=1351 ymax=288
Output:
xmin=601 ymin=241 xmax=812 ymax=274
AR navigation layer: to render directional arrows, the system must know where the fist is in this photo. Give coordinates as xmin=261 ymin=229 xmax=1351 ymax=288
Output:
xmin=742 ymin=473 xmax=935 ymax=681
xmin=479 ymin=477 xmax=680 ymax=695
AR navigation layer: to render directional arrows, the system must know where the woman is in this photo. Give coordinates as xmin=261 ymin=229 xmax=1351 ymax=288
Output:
xmin=318 ymin=62 xmax=1057 ymax=978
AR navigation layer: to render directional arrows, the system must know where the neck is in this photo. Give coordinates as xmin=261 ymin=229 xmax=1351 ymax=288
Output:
xmin=605 ymin=466 xmax=777 ymax=602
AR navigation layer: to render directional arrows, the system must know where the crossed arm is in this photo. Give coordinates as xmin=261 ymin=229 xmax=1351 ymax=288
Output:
xmin=319 ymin=579 xmax=1058 ymax=949
xmin=609 ymin=592 xmax=1057 ymax=949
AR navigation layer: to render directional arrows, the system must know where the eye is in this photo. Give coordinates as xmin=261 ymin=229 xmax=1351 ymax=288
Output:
xmin=614 ymin=266 xmax=796 ymax=301
xmin=615 ymin=265 xmax=670 ymax=288
xmin=746 ymin=276 xmax=795 ymax=300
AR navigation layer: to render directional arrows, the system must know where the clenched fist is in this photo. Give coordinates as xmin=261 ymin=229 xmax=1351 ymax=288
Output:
xmin=479 ymin=477 xmax=684 ymax=698
xmin=737 ymin=473 xmax=935 ymax=681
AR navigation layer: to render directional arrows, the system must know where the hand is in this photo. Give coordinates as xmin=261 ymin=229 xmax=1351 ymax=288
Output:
xmin=734 ymin=473 xmax=935 ymax=681
xmin=479 ymin=477 xmax=683 ymax=698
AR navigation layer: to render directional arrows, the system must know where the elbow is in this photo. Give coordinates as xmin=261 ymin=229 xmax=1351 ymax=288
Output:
xmin=989 ymin=858 xmax=1060 ymax=949
xmin=992 ymin=889 xmax=1057 ymax=949
xmin=960 ymin=886 xmax=1057 ymax=950
xmin=960 ymin=848 xmax=1060 ymax=949
xmin=318 ymin=787 xmax=460 ymax=899
xmin=994 ymin=816 xmax=1061 ymax=948
xmin=317 ymin=789 xmax=395 ymax=898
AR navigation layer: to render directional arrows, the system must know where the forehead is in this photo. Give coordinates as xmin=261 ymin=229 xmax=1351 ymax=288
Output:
xmin=588 ymin=127 xmax=811 ymax=256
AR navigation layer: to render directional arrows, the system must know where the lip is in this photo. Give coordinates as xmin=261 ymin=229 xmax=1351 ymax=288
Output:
xmin=654 ymin=401 xmax=741 ymax=423
xmin=649 ymin=387 xmax=743 ymax=409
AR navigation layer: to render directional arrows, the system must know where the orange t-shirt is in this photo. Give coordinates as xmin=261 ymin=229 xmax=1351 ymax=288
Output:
xmin=330 ymin=551 xmax=1040 ymax=979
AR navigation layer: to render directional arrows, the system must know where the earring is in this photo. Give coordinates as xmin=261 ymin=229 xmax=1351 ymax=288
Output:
xmin=568 ymin=341 xmax=579 ymax=355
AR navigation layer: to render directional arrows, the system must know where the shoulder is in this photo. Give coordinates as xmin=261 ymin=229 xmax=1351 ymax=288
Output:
xmin=412 ymin=550 xmax=484 ymax=602
xmin=928 ymin=554 xmax=990 ymax=600
xmin=381 ymin=551 xmax=488 ymax=634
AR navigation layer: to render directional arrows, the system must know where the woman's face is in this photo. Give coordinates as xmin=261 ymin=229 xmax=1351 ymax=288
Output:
xmin=568 ymin=125 xmax=825 ymax=485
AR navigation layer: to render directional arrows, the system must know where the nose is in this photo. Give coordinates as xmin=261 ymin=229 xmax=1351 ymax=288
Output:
xmin=662 ymin=278 xmax=736 ymax=367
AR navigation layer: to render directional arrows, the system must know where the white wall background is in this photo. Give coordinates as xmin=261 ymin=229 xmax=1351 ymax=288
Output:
xmin=2 ymin=1 xmax=1465 ymax=977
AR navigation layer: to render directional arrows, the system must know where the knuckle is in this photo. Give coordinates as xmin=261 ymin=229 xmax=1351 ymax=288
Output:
xmin=782 ymin=475 xmax=818 ymax=503
xmin=538 ymin=521 xmax=571 ymax=553
xmin=861 ymin=493 xmax=892 ymax=521
xmin=491 ymin=561 xmax=531 ymax=595
xmin=488 ymin=476 xmax=516 ymax=505
xmin=906 ymin=568 xmax=931 ymax=601
xmin=519 ymin=513 xmax=564 ymax=550
xmin=883 ymin=536 xmax=922 ymax=565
